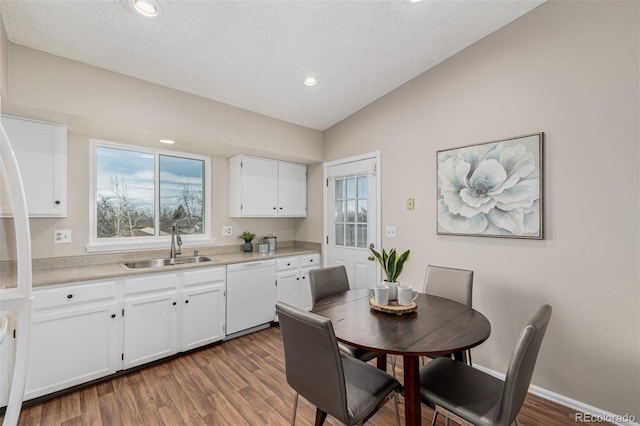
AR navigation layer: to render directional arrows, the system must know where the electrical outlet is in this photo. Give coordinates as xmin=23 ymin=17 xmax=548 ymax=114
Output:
xmin=222 ymin=226 xmax=233 ymax=236
xmin=386 ymin=226 xmax=397 ymax=238
xmin=54 ymin=229 xmax=72 ymax=244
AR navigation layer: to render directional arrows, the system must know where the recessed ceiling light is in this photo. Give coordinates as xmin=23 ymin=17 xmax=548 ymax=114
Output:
xmin=303 ymin=76 xmax=318 ymax=87
xmin=134 ymin=0 xmax=159 ymax=17
xmin=160 ymin=139 xmax=175 ymax=144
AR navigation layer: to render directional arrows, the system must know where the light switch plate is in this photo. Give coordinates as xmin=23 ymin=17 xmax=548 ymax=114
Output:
xmin=407 ymin=198 xmax=415 ymax=210
xmin=54 ymin=229 xmax=72 ymax=244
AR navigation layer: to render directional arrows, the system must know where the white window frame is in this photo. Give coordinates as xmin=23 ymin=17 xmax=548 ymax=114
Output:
xmin=87 ymin=139 xmax=213 ymax=252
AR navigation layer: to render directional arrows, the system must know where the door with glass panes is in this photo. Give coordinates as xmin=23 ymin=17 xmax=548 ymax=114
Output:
xmin=325 ymin=155 xmax=380 ymax=290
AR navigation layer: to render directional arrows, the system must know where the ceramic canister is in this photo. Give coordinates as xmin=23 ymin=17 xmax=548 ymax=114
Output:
xmin=266 ymin=235 xmax=277 ymax=251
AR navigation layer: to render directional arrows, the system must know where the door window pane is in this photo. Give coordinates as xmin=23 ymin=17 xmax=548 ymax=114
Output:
xmin=333 ymin=174 xmax=368 ymax=248
xmin=357 ymin=200 xmax=368 ymax=223
xmin=335 ymin=200 xmax=345 ymax=223
xmin=357 ymin=176 xmax=367 ymax=198
xmin=335 ymin=179 xmax=344 ymax=199
xmin=357 ymin=224 xmax=367 ymax=248
xmin=345 ymin=224 xmax=355 ymax=247
xmin=335 ymin=224 xmax=345 ymax=246
xmin=346 ymin=177 xmax=356 ymax=199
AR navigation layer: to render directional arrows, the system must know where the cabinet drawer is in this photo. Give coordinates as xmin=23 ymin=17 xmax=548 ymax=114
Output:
xmin=183 ymin=266 xmax=226 ymax=286
xmin=299 ymin=253 xmax=320 ymax=269
xmin=33 ymin=280 xmax=118 ymax=310
xmin=124 ymin=272 xmax=180 ymax=295
xmin=276 ymin=257 xmax=299 ymax=271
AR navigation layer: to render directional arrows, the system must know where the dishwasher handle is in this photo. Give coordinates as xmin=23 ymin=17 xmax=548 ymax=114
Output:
xmin=227 ymin=259 xmax=275 ymax=272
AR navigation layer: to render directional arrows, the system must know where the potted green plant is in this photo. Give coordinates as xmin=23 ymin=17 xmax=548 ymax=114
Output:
xmin=239 ymin=231 xmax=256 ymax=252
xmin=369 ymin=247 xmax=410 ymax=300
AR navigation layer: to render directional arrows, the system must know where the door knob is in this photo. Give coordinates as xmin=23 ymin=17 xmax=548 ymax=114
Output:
xmin=368 ymin=256 xmax=375 ymax=261
xmin=369 ymin=243 xmax=375 ymax=249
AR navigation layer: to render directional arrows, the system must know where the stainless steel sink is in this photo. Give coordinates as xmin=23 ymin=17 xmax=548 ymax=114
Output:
xmin=122 ymin=256 xmax=215 ymax=269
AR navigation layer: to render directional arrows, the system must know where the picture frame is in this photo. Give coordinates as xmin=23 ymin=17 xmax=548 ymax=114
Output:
xmin=436 ymin=133 xmax=544 ymax=239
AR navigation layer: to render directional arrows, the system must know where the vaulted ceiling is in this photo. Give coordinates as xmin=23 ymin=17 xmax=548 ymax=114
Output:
xmin=0 ymin=0 xmax=543 ymax=130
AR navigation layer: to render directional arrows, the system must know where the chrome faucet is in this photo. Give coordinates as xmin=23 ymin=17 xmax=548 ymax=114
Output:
xmin=170 ymin=224 xmax=182 ymax=258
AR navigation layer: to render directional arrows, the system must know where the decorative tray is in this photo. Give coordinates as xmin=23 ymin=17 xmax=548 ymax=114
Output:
xmin=369 ymin=298 xmax=417 ymax=315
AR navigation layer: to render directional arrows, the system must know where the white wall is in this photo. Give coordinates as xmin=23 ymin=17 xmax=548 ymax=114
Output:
xmin=0 ymin=45 xmax=324 ymax=259
xmin=322 ymin=0 xmax=639 ymax=418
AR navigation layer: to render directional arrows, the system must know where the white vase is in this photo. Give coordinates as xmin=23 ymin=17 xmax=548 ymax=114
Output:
xmin=385 ymin=281 xmax=399 ymax=301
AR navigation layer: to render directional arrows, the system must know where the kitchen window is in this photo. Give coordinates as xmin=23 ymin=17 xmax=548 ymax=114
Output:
xmin=88 ymin=139 xmax=211 ymax=251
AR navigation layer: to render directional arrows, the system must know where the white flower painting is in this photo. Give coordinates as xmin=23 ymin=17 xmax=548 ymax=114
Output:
xmin=437 ymin=133 xmax=543 ymax=239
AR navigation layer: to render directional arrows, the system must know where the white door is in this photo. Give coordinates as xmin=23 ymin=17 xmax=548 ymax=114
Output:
xmin=324 ymin=153 xmax=380 ymax=290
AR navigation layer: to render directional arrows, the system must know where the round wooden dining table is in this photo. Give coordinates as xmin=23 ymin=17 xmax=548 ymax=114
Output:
xmin=311 ymin=289 xmax=491 ymax=426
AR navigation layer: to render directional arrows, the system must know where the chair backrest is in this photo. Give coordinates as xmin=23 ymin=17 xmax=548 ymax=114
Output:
xmin=309 ymin=265 xmax=350 ymax=306
xmin=423 ymin=265 xmax=473 ymax=307
xmin=498 ymin=304 xmax=552 ymax=426
xmin=276 ymin=302 xmax=350 ymax=423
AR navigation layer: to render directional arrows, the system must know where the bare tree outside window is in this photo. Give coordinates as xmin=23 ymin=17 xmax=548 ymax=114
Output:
xmin=95 ymin=146 xmax=205 ymax=240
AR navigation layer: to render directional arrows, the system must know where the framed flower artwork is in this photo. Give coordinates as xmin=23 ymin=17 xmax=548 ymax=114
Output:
xmin=437 ymin=133 xmax=544 ymax=239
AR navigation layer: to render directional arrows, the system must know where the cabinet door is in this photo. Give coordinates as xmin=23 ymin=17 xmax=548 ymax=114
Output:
xmin=300 ymin=254 xmax=321 ymax=311
xmin=276 ymin=270 xmax=301 ymax=311
xmin=277 ymin=161 xmax=307 ymax=217
xmin=123 ymin=289 xmax=178 ymax=369
xmin=240 ymin=156 xmax=278 ymax=216
xmin=24 ymin=300 xmax=121 ymax=400
xmin=181 ymin=283 xmax=225 ymax=351
xmin=300 ymin=269 xmax=318 ymax=312
xmin=0 ymin=115 xmax=67 ymax=217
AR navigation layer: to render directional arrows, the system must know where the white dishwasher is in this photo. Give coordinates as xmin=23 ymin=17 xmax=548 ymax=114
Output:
xmin=226 ymin=259 xmax=276 ymax=336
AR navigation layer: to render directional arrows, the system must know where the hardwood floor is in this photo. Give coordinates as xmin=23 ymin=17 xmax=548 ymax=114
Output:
xmin=3 ymin=326 xmax=610 ymax=426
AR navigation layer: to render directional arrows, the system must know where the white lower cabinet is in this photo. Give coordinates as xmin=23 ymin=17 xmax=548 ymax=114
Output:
xmin=123 ymin=272 xmax=180 ymax=369
xmin=16 ymin=257 xmax=326 ymax=402
xmin=276 ymin=256 xmax=301 ymax=310
xmin=275 ymin=253 xmax=320 ymax=313
xmin=25 ymin=280 xmax=121 ymax=400
xmin=180 ymin=267 xmax=226 ymax=351
xmin=18 ymin=266 xmax=227 ymax=404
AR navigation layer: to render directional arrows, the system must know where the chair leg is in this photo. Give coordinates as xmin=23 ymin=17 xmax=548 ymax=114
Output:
xmin=394 ymin=391 xmax=401 ymax=426
xmin=315 ymin=408 xmax=327 ymax=426
xmin=290 ymin=392 xmax=299 ymax=426
xmin=430 ymin=410 xmax=438 ymax=426
xmin=390 ymin=354 xmax=398 ymax=378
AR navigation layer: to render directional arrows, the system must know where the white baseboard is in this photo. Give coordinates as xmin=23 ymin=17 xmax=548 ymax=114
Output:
xmin=473 ymin=364 xmax=639 ymax=426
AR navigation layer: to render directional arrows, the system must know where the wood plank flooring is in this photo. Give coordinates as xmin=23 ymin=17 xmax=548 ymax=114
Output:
xmin=2 ymin=326 xmax=610 ymax=425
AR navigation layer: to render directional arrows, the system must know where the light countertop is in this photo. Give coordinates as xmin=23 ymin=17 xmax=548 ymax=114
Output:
xmin=0 ymin=245 xmax=320 ymax=289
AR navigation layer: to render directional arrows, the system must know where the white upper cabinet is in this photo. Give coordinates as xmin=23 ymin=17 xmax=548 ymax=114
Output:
xmin=0 ymin=115 xmax=67 ymax=217
xmin=229 ymin=155 xmax=306 ymax=217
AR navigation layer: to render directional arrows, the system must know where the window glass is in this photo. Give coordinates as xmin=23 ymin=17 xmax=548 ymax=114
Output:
xmin=96 ymin=147 xmax=155 ymax=238
xmin=93 ymin=141 xmax=209 ymax=245
xmin=333 ymin=174 xmax=368 ymax=248
xmin=159 ymin=155 xmax=205 ymax=235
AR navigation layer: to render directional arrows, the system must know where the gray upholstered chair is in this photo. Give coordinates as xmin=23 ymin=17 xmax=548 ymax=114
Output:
xmin=423 ymin=264 xmax=474 ymax=364
xmin=276 ymin=302 xmax=402 ymax=426
xmin=419 ymin=304 xmax=552 ymax=426
xmin=309 ymin=266 xmax=378 ymax=363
